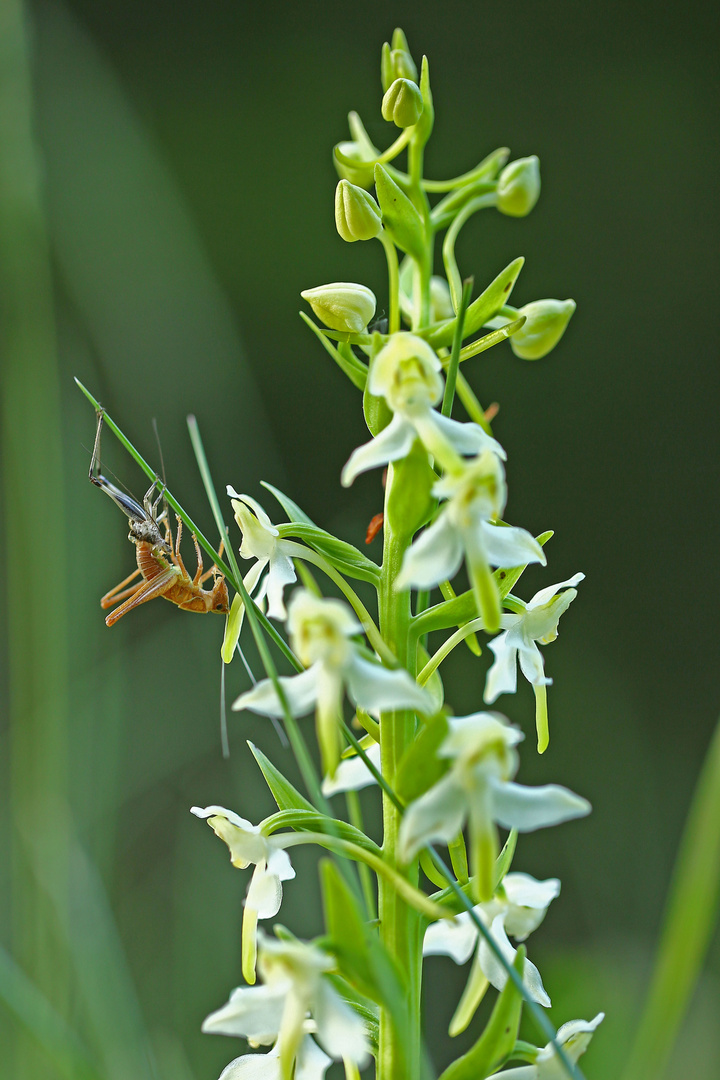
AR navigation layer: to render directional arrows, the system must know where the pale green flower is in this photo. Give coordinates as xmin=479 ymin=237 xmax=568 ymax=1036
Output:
xmin=227 ymin=489 xmax=297 ymax=621
xmin=398 ymin=712 xmax=590 ymax=900
xmin=233 ymin=590 xmax=431 ymax=775
xmin=203 ymin=933 xmax=369 ymax=1079
xmin=191 ymin=805 xmax=295 ymax=984
xmin=423 ymin=872 xmax=560 ymax=1031
xmin=341 ymin=333 xmax=504 ymax=486
xmin=491 ymin=1014 xmax=604 ymax=1079
xmin=396 ymin=451 xmax=545 ymax=633
xmin=485 ymin=574 xmax=584 ymax=752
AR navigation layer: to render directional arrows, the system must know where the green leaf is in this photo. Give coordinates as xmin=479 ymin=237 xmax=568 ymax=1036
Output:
xmin=396 ymin=713 xmax=450 ymax=804
xmin=438 ymin=948 xmax=526 ymax=1080
xmin=262 ymin=809 xmax=380 ymax=855
xmin=427 ymin=258 xmax=525 ymax=349
xmin=320 ymin=860 xmax=410 ymax=1044
xmin=374 ymin=163 xmax=425 ymax=260
xmin=260 ymin=481 xmax=316 ymax=526
xmin=276 ymin=521 xmax=381 ymax=584
xmin=248 ymin=742 xmax=316 ymax=813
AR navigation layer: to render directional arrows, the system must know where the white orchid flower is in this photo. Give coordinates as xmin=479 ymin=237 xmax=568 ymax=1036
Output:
xmin=491 ymin=1013 xmax=604 ymax=1079
xmin=227 ymin=488 xmax=298 ymax=621
xmin=233 ymin=589 xmax=432 ymax=776
xmin=191 ymin=805 xmax=295 ymax=985
xmin=217 ymin=1033 xmax=332 ymax=1080
xmin=341 ymin=333 xmax=505 ymax=486
xmin=423 ymin=872 xmax=560 ymax=1032
xmin=485 ymin=574 xmax=584 ymax=753
xmin=396 ymin=450 xmax=546 ymax=633
xmin=202 ymin=933 xmax=370 ymax=1080
xmin=398 ymin=712 xmax=590 ymax=901
xmin=321 ymin=742 xmax=381 ymax=796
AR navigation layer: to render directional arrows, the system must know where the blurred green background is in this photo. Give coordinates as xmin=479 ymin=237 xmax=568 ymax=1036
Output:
xmin=1 ymin=0 xmax=718 ymax=1077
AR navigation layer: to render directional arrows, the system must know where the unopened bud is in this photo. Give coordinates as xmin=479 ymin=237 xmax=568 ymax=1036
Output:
xmin=510 ymin=299 xmax=576 ymax=360
xmin=335 ymin=180 xmax=382 ymax=242
xmin=301 ymin=282 xmax=376 ymax=334
xmin=496 ymin=156 xmax=541 ymax=217
xmin=382 ymin=78 xmax=424 ymax=128
xmin=381 ymin=33 xmax=418 ymax=92
xmin=429 ymin=277 xmax=455 ymax=322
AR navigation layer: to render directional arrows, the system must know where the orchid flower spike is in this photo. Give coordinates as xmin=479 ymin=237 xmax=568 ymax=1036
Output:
xmin=233 ymin=589 xmax=432 ymax=776
xmin=217 ymin=1033 xmax=332 ymax=1080
xmin=341 ymin=332 xmax=505 ymax=486
xmin=491 ymin=1013 xmax=604 ymax=1079
xmin=398 ymin=712 xmax=590 ymax=901
xmin=485 ymin=574 xmax=584 ymax=753
xmin=396 ymin=450 xmax=546 ymax=633
xmin=191 ymin=805 xmax=296 ymax=985
xmin=202 ymin=933 xmax=370 ymax=1080
xmin=423 ymin=872 xmax=561 ymax=1033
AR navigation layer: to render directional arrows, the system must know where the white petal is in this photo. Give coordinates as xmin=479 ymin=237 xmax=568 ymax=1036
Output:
xmin=502 ymin=873 xmax=561 ymax=941
xmin=423 ymin=911 xmax=480 ymax=965
xmin=265 ymin=551 xmax=297 ymax=621
xmin=517 ymin=642 xmax=550 ymax=687
xmin=202 ymin=984 xmax=287 ymax=1039
xmin=430 ymin=411 xmax=506 ymax=459
xmin=396 ymin=513 xmax=464 ymax=590
xmin=246 ymin=862 xmax=284 ymax=921
xmin=528 ymin=572 xmax=585 ymax=610
xmin=484 ymin=633 xmax=518 ymax=702
xmin=398 ymin=772 xmax=467 ymax=863
xmin=312 ymin=979 xmax=370 ymax=1067
xmin=480 ymin=521 xmax=546 ymax=569
xmin=321 ymin=743 xmax=381 ymax=795
xmin=488 ymin=1068 xmax=537 ymax=1080
xmin=540 ymin=1014 xmax=604 ymax=1072
xmin=491 ymin=779 xmax=591 ymax=832
xmin=232 ymin=665 xmax=320 ymax=718
xmin=218 ymin=1050 xmax=281 ymax=1080
xmin=478 ymin=915 xmax=550 ymax=1007
xmin=345 ymin=655 xmax=432 ymax=716
xmin=266 ymin=845 xmax=296 ymax=883
xmin=296 ymin=1036 xmax=333 ymax=1080
xmin=341 ymin=414 xmax=416 ymax=487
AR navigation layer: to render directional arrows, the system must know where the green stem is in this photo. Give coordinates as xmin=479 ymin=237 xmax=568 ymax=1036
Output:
xmin=417 ymin=618 xmax=485 ymax=686
xmin=345 ymin=791 xmax=376 ymax=919
xmin=377 ymin=461 xmax=422 ymax=1080
xmin=442 ymin=193 xmax=497 ymax=310
xmin=441 ymin=277 xmax=473 ymax=417
xmin=380 ymin=232 xmax=400 ymax=334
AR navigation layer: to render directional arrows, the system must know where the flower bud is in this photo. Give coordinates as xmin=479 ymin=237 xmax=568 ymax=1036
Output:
xmin=382 ymin=78 xmax=424 ymax=128
xmin=381 ymin=33 xmax=418 ymax=92
xmin=496 ymin=156 xmax=541 ymax=217
xmin=335 ymin=180 xmax=382 ymax=242
xmin=429 ymin=276 xmax=455 ymax=322
xmin=301 ymin=282 xmax=376 ymax=334
xmin=509 ymin=299 xmax=576 ymax=360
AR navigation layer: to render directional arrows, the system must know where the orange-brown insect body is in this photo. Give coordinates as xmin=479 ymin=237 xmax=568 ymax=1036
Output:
xmin=102 ymin=516 xmax=229 ymax=627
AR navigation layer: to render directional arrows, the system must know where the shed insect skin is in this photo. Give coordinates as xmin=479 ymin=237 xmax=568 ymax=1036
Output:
xmin=89 ymin=409 xmax=230 ymax=626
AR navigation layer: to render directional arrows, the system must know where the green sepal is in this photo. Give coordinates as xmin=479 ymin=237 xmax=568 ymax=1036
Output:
xmin=494 ymin=829 xmax=518 ymax=884
xmin=299 ymin=311 xmax=368 ymax=390
xmin=248 ymin=741 xmax=315 ymax=813
xmin=427 ymin=258 xmax=525 ymax=349
xmin=437 ymin=948 xmax=526 ymax=1080
xmin=261 ymin=480 xmax=315 ymax=526
xmin=262 ymin=809 xmax=380 ymax=855
xmin=374 ymin=163 xmax=425 ymax=260
xmin=275 ymin=521 xmax=381 ymax=585
xmin=396 ymin=712 xmax=449 ymax=804
xmin=321 ymin=860 xmax=409 ymax=1019
xmin=385 ymin=439 xmax=437 ymax=541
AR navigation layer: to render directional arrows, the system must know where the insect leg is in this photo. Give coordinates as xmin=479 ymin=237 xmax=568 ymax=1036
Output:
xmin=100 ymin=566 xmax=143 ymax=608
xmin=191 ymin=533 xmax=204 ymax=584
